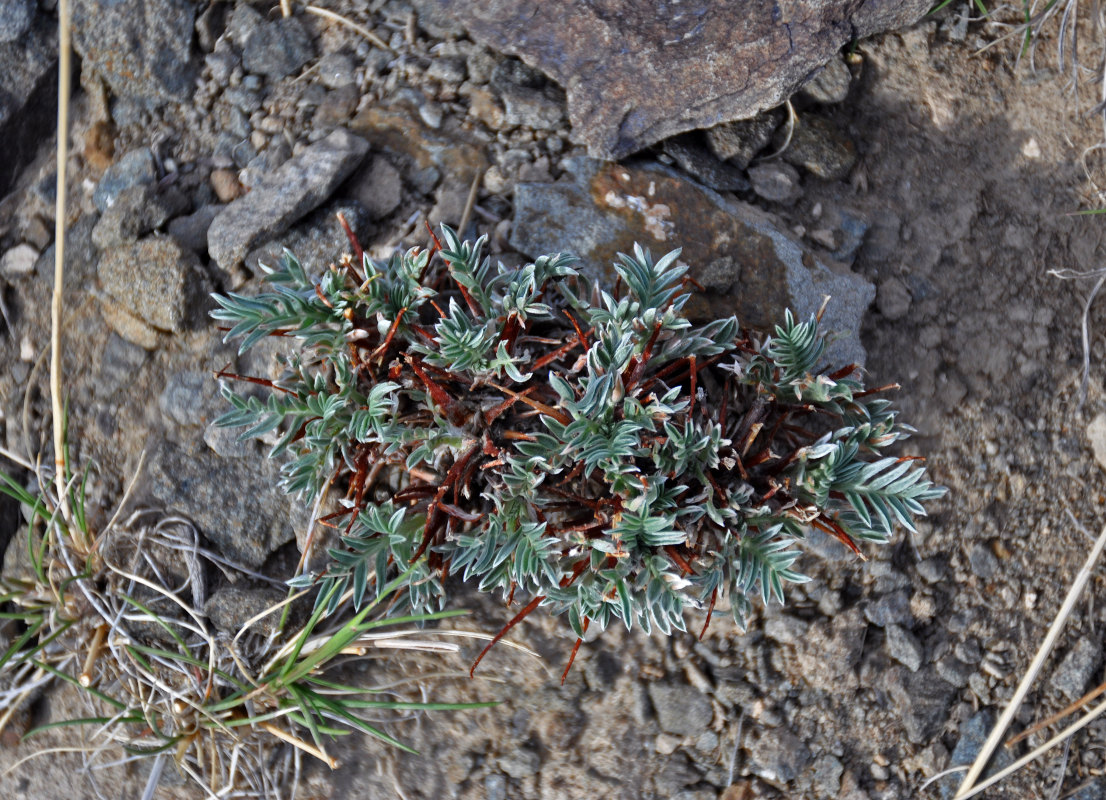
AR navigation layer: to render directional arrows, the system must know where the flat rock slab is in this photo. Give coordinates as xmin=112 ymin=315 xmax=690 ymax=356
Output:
xmin=414 ymin=0 xmax=930 ymax=158
xmin=72 ymin=0 xmax=198 ymax=105
xmin=145 ymin=441 xmax=295 ymax=569
xmin=97 ymin=236 xmax=208 ymax=334
xmin=208 ymin=129 xmax=370 ymax=271
xmin=509 ymin=158 xmax=875 ymax=367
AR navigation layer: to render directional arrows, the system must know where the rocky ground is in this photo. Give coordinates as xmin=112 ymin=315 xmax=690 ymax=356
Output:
xmin=3 ymin=1 xmax=1106 ymax=799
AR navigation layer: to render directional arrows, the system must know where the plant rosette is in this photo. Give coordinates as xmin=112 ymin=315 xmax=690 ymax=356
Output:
xmin=212 ymin=223 xmax=944 ymax=676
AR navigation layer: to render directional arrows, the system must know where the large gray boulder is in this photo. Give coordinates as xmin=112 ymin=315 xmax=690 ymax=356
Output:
xmin=0 ymin=13 xmax=56 ymax=196
xmin=413 ymin=0 xmax=930 ymax=158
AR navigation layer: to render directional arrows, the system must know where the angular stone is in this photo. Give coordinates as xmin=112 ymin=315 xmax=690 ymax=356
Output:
xmin=409 ymin=0 xmax=929 ymax=158
xmin=750 ymin=729 xmax=813 ymax=784
xmin=145 ymin=440 xmax=294 ymax=569
xmin=241 ymin=15 xmax=314 ymax=79
xmin=800 ymin=55 xmax=852 ymax=104
xmin=348 ymin=156 xmax=404 ymax=220
xmin=509 ymin=157 xmax=875 ymax=367
xmin=864 ymin=589 xmax=912 ymax=627
xmin=748 ymin=162 xmax=802 ymax=205
xmin=647 ymin=682 xmax=713 ymax=736
xmin=661 ymin=135 xmax=750 ymax=192
xmin=93 ymin=147 xmax=158 ymax=212
xmin=72 ymin=0 xmax=198 ymax=105
xmin=207 ymin=129 xmax=369 ymax=270
xmin=885 ymin=624 xmax=924 ymax=672
xmin=97 ymin=237 xmax=208 ymax=333
xmin=935 ymin=710 xmax=1016 ymax=800
xmin=204 ymin=586 xmax=288 ymax=636
xmin=783 ymin=115 xmax=857 ymax=181
xmin=0 ymin=0 xmax=35 ymax=43
xmin=91 ymin=184 xmax=190 ymax=249
xmin=0 ymin=14 xmax=57 ymax=196
xmin=706 ymin=110 xmax=782 ymax=169
xmin=1051 ymin=638 xmax=1102 ymax=701
xmin=886 ymin=666 xmax=956 ymax=744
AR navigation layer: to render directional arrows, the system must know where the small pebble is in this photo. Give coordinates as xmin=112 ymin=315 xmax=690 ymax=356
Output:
xmin=211 ymin=168 xmax=245 ymax=202
xmin=1 ymin=244 xmax=39 ymax=277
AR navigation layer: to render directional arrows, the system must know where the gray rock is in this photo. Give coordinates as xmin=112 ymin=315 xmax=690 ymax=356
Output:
xmin=864 ymin=589 xmax=912 ymax=627
xmin=411 ymin=0 xmax=928 ymax=158
xmin=91 ymin=185 xmax=190 ymax=249
xmin=748 ymin=162 xmax=802 ymax=205
xmin=647 ymin=682 xmax=713 ymax=736
xmin=208 ymin=129 xmax=370 ymax=271
xmin=795 ymin=608 xmax=866 ymax=692
xmin=94 ymin=333 xmax=149 ymax=399
xmin=661 ymin=135 xmax=750 ymax=192
xmin=497 ymin=746 xmax=540 ymax=778
xmin=877 ymin=277 xmax=912 ymax=320
xmin=242 ymin=15 xmax=314 ymax=80
xmin=0 ymin=0 xmax=34 ymax=43
xmin=204 ymin=422 xmax=254 ymax=459
xmin=317 ymin=51 xmax=357 ymax=88
xmin=204 ymin=586 xmax=288 ymax=635
xmin=830 ymin=211 xmax=869 ymax=264
xmin=750 ymin=729 xmax=813 ymax=784
xmin=348 ymin=156 xmax=404 ymax=220
xmin=968 ymin=542 xmax=999 ymax=580
xmin=917 ymin=556 xmax=947 ymax=584
xmin=205 ymin=40 xmax=240 ymax=85
xmin=484 ymin=774 xmax=507 ymax=800
xmin=160 ymin=372 xmax=218 ymax=428
xmin=427 ymin=56 xmax=467 ymax=84
xmin=145 ymin=440 xmax=294 ymax=568
xmin=1050 ymin=638 xmax=1103 ymax=700
xmin=783 ymin=115 xmax=857 ymax=181
xmin=935 ymin=655 xmax=974 ymax=688
xmin=885 ymin=624 xmax=924 ymax=672
xmin=72 ymin=0 xmax=198 ymax=105
xmin=706 ymin=110 xmax=782 ymax=169
xmin=509 ymin=157 xmax=875 ymax=367
xmin=93 ymin=148 xmax=158 ymax=212
xmin=97 ymin=237 xmax=208 ymax=333
xmin=936 ymin=709 xmax=1015 ymax=800
xmin=223 ymin=86 xmax=262 ymax=114
xmin=500 ymin=83 xmax=564 ymax=130
xmin=194 ymin=0 xmax=227 ymax=53
xmin=34 ymin=214 xmax=100 ymax=291
xmin=239 ymin=140 xmax=294 ymax=190
xmin=168 ymin=204 xmax=221 ymax=254
xmin=0 ymin=15 xmax=57 ymax=196
xmin=243 ymin=200 xmax=371 ymax=277
xmin=808 ymin=754 xmax=844 ymax=796
xmin=764 ymin=613 xmax=809 ymax=646
xmin=315 ymin=85 xmax=361 ymax=129
xmin=886 ymin=667 xmax=956 ymax=744
xmin=800 ymin=55 xmax=852 ymax=104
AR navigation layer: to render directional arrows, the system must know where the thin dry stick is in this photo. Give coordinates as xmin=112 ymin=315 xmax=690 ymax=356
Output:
xmin=954 ymin=520 xmax=1106 ymax=798
xmin=52 ymin=0 xmax=72 ymax=523
xmin=304 ymin=4 xmax=393 ymax=51
xmin=457 ymin=168 xmax=484 ymax=236
xmin=956 ymin=694 xmax=1106 ymax=800
xmin=1006 ymin=678 xmax=1106 ymax=747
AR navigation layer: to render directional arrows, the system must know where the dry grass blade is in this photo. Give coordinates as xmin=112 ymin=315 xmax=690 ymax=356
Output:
xmin=51 ymin=0 xmax=71 ymax=524
xmin=953 ymin=520 xmax=1106 ymax=798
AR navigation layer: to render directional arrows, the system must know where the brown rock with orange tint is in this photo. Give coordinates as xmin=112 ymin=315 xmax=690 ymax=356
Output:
xmin=509 ymin=157 xmax=874 ymax=366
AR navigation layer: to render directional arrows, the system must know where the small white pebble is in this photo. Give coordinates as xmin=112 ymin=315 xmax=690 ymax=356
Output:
xmin=20 ymin=335 xmax=35 ymax=361
xmin=1022 ymin=138 xmax=1041 ymax=159
xmin=1 ymin=244 xmax=39 ymax=277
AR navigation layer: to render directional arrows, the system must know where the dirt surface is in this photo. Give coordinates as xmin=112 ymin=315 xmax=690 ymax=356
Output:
xmin=4 ymin=4 xmax=1106 ymax=800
